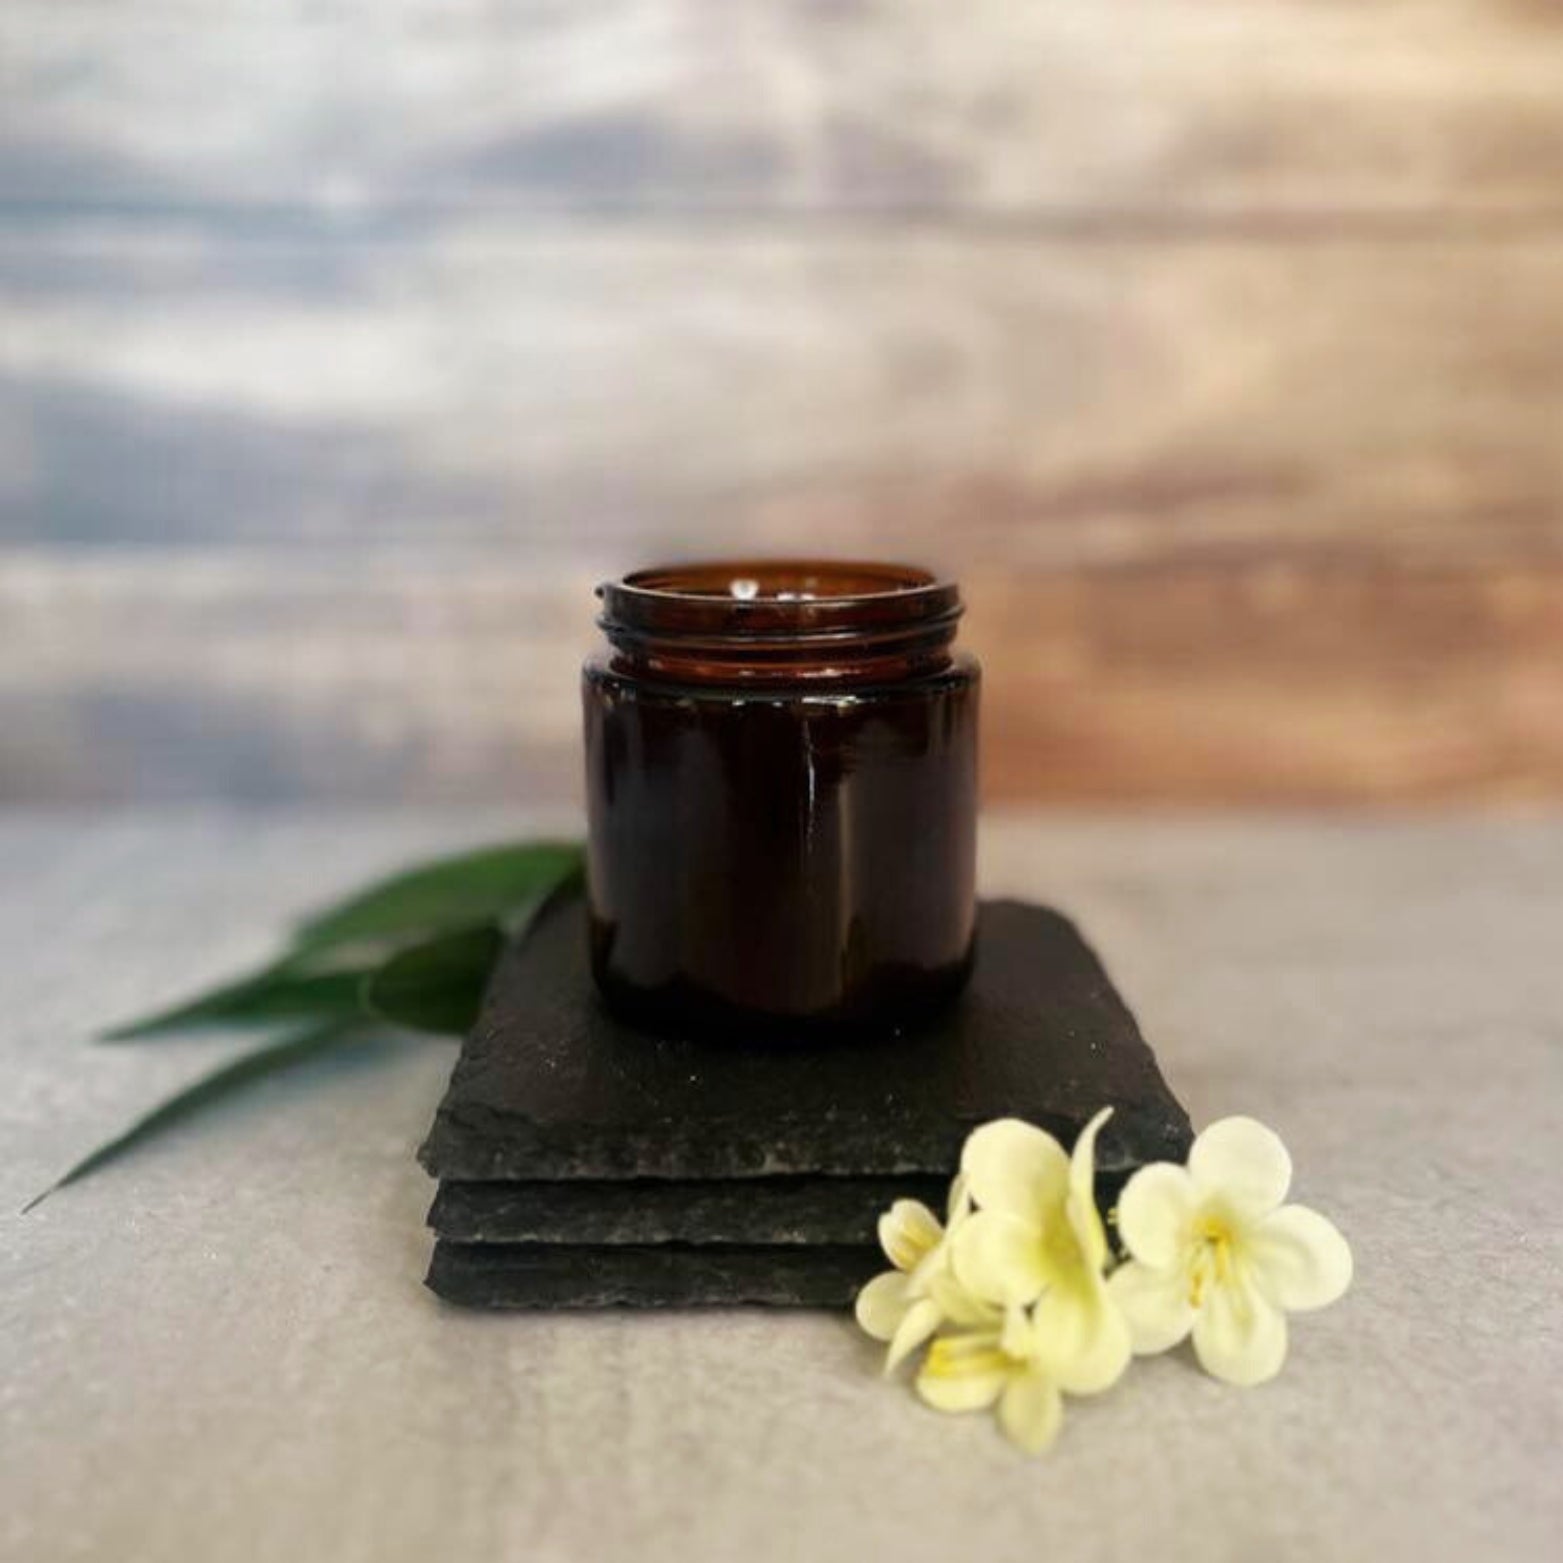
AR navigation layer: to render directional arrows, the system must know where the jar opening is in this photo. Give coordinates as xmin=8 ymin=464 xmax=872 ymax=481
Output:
xmin=622 ymin=560 xmax=939 ymax=604
xmin=597 ymin=559 xmax=963 ymax=684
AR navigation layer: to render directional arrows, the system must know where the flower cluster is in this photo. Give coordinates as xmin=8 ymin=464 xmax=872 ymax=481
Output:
xmin=855 ymin=1111 xmax=1352 ymax=1453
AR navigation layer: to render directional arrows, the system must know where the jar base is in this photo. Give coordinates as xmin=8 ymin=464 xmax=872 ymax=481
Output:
xmin=589 ymin=922 xmax=976 ymax=1043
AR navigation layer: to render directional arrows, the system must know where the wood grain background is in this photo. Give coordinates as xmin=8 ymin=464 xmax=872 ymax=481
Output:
xmin=3 ymin=0 xmax=1562 ymax=805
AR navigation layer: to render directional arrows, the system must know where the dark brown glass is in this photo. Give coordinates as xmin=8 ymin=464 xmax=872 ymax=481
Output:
xmin=583 ymin=560 xmax=980 ymax=1034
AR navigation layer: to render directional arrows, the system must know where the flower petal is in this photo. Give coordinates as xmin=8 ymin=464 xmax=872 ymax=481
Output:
xmin=1189 ymin=1116 xmax=1292 ymax=1217
xmin=960 ymin=1118 xmax=1069 ymax=1221
xmin=998 ymin=1365 xmax=1063 ymax=1455
xmin=885 ymin=1296 xmax=943 ymax=1373
xmin=1032 ymin=1276 xmax=1132 ymax=1396
xmin=853 ymin=1270 xmax=911 ymax=1342
xmin=998 ymin=1302 xmax=1035 ymax=1360
xmin=1065 ymin=1108 xmax=1112 ymax=1271
xmin=878 ymin=1199 xmax=944 ymax=1272
xmin=925 ymin=1270 xmax=1002 ymax=1329
xmin=1106 ymin=1260 xmax=1197 ymax=1355
xmin=915 ymin=1334 xmax=1011 ymax=1413
xmin=1192 ymin=1277 xmax=1288 ymax=1386
xmin=952 ymin=1210 xmax=1050 ymax=1307
xmin=945 ymin=1171 xmax=973 ymax=1226
xmin=1116 ymin=1162 xmax=1197 ymax=1269
xmin=1248 ymin=1204 xmax=1353 ymax=1312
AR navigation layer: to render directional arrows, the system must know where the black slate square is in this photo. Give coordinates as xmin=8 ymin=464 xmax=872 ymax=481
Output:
xmin=427 ymin=1240 xmax=882 ymax=1310
xmin=418 ymin=893 xmax=1191 ymax=1185
xmin=428 ymin=1175 xmax=949 ymax=1247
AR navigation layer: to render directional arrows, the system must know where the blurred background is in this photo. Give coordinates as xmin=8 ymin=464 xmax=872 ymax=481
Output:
xmin=2 ymin=0 xmax=1561 ymax=810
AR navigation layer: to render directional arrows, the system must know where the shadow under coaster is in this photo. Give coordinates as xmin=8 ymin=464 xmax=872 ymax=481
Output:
xmin=419 ymin=893 xmax=1192 ymax=1309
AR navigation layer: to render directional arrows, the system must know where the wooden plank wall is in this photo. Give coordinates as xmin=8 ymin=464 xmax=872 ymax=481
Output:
xmin=2 ymin=0 xmax=1562 ymax=806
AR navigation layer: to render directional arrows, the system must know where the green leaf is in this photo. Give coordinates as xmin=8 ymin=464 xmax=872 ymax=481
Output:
xmin=362 ymin=924 xmax=506 ymax=1036
xmin=290 ymin=841 xmax=583 ymax=959
xmin=100 ymin=964 xmax=370 ymax=1041
xmin=25 ymin=1022 xmax=367 ymax=1211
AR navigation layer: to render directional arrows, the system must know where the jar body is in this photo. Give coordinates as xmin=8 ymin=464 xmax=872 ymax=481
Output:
xmin=584 ymin=654 xmax=979 ymax=1032
xmin=582 ymin=562 xmax=981 ymax=1033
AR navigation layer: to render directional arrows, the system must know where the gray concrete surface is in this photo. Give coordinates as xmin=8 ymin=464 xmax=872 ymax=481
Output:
xmin=2 ymin=813 xmax=1559 ymax=1562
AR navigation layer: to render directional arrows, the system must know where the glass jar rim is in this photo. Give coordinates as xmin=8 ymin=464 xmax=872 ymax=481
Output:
xmin=599 ymin=559 xmax=961 ymax=640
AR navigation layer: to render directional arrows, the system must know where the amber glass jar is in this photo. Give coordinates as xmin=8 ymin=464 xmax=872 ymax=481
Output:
xmin=582 ymin=560 xmax=979 ymax=1034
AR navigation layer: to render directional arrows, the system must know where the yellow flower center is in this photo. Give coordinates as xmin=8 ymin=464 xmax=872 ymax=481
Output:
xmin=924 ymin=1335 xmax=1010 ymax=1380
xmin=1047 ymin=1216 xmax=1081 ymax=1269
xmin=1187 ymin=1214 xmax=1236 ymax=1310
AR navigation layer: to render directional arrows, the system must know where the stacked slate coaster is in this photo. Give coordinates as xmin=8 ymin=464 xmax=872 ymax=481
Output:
xmin=418 ymin=892 xmax=1192 ymax=1309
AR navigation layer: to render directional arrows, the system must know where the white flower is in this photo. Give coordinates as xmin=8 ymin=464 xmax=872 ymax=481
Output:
xmin=913 ymin=1282 xmax=1064 ymax=1455
xmin=1107 ymin=1116 xmax=1353 ymax=1386
xmin=854 ymin=1176 xmax=973 ymax=1371
xmin=949 ymin=1109 xmax=1131 ymax=1395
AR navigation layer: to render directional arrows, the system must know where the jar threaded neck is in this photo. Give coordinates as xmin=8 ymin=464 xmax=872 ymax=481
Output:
xmin=597 ymin=560 xmax=962 ymax=685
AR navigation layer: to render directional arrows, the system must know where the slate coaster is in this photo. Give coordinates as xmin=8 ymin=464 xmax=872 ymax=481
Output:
xmin=429 ymin=1175 xmax=948 ymax=1246
xmin=427 ymin=1241 xmax=881 ymax=1310
xmin=418 ymin=893 xmax=1191 ymax=1184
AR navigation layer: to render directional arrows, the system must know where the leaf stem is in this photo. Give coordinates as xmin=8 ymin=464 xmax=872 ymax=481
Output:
xmin=25 ymin=1020 xmax=371 ymax=1213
